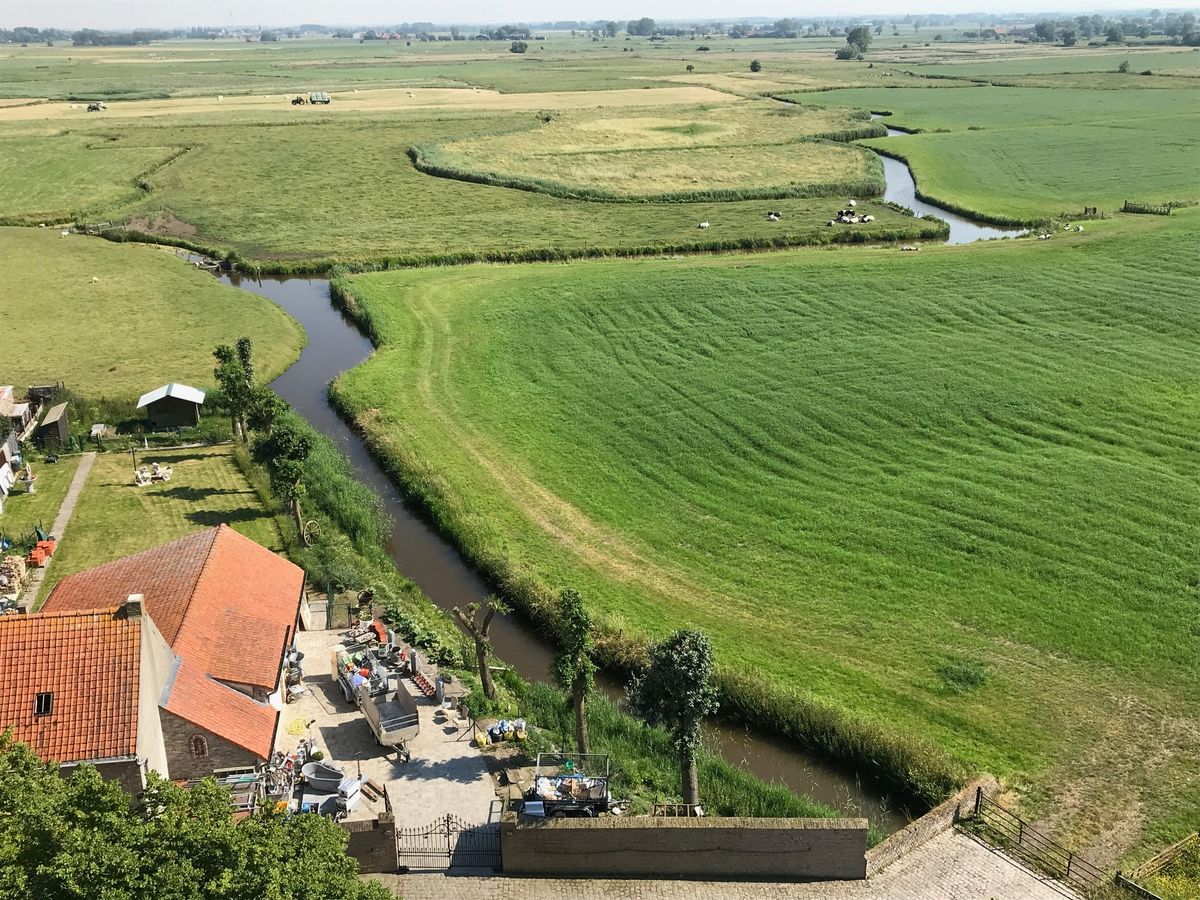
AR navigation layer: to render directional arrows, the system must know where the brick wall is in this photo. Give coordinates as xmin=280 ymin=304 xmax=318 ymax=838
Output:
xmin=60 ymin=758 xmax=145 ymax=794
xmin=159 ymin=709 xmax=263 ymax=780
xmin=865 ymin=775 xmax=999 ymax=877
xmin=342 ymin=812 xmax=397 ymax=873
xmin=501 ymin=814 xmax=868 ymax=879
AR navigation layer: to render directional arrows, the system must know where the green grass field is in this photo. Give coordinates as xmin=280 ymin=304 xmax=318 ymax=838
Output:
xmin=0 ymin=227 xmax=301 ymax=396
xmin=422 ymin=101 xmax=882 ymax=200
xmin=37 ymin=445 xmax=282 ymax=602
xmin=0 ymin=456 xmax=80 ymax=543
xmin=333 ymin=210 xmax=1200 ymax=861
xmin=0 ymin=131 xmax=182 ymax=224
xmin=0 ymin=112 xmax=932 ymax=264
xmin=796 ymin=86 xmax=1199 ymax=219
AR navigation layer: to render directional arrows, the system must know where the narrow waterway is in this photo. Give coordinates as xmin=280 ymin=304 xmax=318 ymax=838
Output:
xmin=870 ymin=114 xmax=1027 ymax=245
xmin=219 ymin=271 xmax=913 ymax=832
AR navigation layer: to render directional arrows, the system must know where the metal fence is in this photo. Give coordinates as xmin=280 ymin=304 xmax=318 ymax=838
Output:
xmin=972 ymin=790 xmax=1109 ymax=893
xmin=397 ymin=814 xmax=501 ymax=871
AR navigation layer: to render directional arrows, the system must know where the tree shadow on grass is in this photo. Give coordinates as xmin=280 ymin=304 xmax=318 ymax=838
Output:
xmin=185 ymin=507 xmax=272 ymax=528
xmin=140 ymin=452 xmax=218 ymax=465
xmin=156 ymin=485 xmax=247 ymax=502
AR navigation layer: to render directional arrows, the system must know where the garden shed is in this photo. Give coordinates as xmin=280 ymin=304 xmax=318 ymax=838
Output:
xmin=36 ymin=402 xmax=69 ymax=449
xmin=137 ymin=383 xmax=206 ymax=430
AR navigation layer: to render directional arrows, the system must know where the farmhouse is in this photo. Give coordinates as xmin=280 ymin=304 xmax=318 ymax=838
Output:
xmin=0 ymin=526 xmax=305 ymax=788
xmin=136 ymin=382 xmax=206 ymax=430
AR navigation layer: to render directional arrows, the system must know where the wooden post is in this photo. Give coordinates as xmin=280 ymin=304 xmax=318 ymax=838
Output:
xmin=974 ymin=785 xmax=983 ymax=816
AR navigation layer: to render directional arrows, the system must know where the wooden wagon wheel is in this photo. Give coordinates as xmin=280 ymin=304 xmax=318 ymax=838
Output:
xmin=302 ymin=520 xmax=322 ymax=546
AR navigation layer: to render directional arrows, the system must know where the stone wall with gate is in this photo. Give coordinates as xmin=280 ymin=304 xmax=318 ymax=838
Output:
xmin=500 ymin=813 xmax=868 ymax=879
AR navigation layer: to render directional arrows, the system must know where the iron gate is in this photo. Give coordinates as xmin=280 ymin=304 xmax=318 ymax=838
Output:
xmin=397 ymin=814 xmax=501 ymax=871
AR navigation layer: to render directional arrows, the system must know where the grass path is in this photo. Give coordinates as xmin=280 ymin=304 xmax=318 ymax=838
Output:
xmin=21 ymin=452 xmax=95 ymax=607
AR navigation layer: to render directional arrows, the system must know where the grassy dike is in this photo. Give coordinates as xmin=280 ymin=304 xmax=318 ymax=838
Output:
xmin=236 ymin=403 xmax=854 ymax=820
xmin=326 ymin=276 xmax=966 ymax=809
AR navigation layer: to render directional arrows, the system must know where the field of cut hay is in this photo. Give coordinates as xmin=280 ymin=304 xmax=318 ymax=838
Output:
xmin=420 ymin=101 xmax=885 ymax=200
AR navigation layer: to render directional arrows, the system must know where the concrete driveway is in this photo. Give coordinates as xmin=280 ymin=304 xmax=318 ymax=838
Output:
xmin=280 ymin=630 xmax=496 ymax=827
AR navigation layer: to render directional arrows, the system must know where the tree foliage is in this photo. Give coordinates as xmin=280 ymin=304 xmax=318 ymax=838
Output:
xmin=0 ymin=730 xmax=389 ymax=900
xmin=627 ymin=629 xmax=718 ymax=807
xmin=627 ymin=17 xmax=656 ymax=36
xmin=846 ymin=25 xmax=872 ymax=52
xmin=550 ymin=588 xmax=596 ymax=754
xmin=252 ymin=415 xmax=312 ymax=534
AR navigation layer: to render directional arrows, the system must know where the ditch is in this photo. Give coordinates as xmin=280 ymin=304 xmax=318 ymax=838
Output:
xmin=218 ymin=270 xmax=915 ymax=833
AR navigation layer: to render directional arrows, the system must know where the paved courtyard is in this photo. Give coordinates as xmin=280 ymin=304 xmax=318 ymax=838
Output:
xmin=281 ymin=629 xmax=496 ymax=825
xmin=368 ymin=829 xmax=1079 ymax=900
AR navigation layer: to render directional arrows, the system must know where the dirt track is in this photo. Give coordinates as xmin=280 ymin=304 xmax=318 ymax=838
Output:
xmin=0 ymin=86 xmax=737 ymax=122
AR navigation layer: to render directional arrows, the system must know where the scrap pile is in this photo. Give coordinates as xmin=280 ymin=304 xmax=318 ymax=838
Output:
xmin=1 ymin=555 xmax=27 ymax=607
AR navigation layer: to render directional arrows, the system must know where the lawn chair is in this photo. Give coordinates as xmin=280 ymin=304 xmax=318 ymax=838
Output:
xmin=133 ymin=468 xmax=152 ymax=487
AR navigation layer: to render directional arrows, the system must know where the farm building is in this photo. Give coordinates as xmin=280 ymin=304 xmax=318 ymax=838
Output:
xmin=0 ymin=386 xmax=35 ymax=438
xmin=35 ymin=402 xmax=69 ymax=449
xmin=1 ymin=526 xmax=307 ymax=790
xmin=136 ymin=383 xmax=206 ymax=430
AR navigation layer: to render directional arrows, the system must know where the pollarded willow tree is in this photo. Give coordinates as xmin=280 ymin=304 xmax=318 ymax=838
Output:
xmin=452 ymin=596 xmax=510 ymax=701
xmin=550 ymin=588 xmax=596 ymax=755
xmin=627 ymin=629 xmax=719 ymax=809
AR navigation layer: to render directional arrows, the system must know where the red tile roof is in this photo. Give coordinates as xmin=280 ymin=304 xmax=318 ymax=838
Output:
xmin=0 ymin=607 xmax=141 ymax=763
xmin=44 ymin=525 xmax=304 ymax=759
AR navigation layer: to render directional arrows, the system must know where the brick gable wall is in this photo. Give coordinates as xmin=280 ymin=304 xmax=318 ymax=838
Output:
xmin=159 ymin=709 xmax=263 ymax=779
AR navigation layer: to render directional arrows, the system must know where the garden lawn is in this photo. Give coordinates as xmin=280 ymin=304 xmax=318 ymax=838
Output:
xmin=37 ymin=445 xmax=282 ymax=602
xmin=0 ymin=456 xmax=81 ymax=543
xmin=333 ymin=210 xmax=1200 ymax=863
xmin=792 ymin=86 xmax=1200 ymax=220
xmin=0 ymin=227 xmax=302 ymax=398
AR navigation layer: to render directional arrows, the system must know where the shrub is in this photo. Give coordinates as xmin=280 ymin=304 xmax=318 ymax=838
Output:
xmin=1118 ymin=59 xmax=1130 ymax=73
xmin=749 ymin=59 xmax=761 ymax=72
xmin=835 ymin=46 xmax=856 ymax=60
xmin=936 ymin=656 xmax=988 ymax=694
xmin=510 ymin=40 xmax=527 ymax=53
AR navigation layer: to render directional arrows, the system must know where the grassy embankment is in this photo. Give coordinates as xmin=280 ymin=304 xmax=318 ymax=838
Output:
xmin=330 ymin=210 xmax=1200 ymax=860
xmin=414 ymin=101 xmax=885 ymax=201
xmin=0 ymin=227 xmax=301 ymax=397
xmin=791 ymin=85 xmax=1200 ymax=222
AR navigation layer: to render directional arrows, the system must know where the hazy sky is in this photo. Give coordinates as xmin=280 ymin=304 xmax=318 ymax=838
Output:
xmin=3 ymin=0 xmax=1172 ymax=29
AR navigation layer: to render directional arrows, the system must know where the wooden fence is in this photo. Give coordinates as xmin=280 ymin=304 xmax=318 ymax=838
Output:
xmin=1123 ymin=200 xmax=1173 ymax=215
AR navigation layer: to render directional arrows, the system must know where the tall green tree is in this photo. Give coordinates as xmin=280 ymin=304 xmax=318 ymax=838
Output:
xmin=846 ymin=25 xmax=872 ymax=52
xmin=0 ymin=730 xmax=389 ymax=900
xmin=213 ymin=344 xmax=250 ymax=441
xmin=627 ymin=629 xmax=718 ymax=809
xmin=550 ymin=588 xmax=596 ymax=754
xmin=252 ymin=417 xmax=312 ymax=536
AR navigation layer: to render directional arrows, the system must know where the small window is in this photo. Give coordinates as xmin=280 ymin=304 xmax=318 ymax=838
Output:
xmin=189 ymin=735 xmax=209 ymax=758
xmin=34 ymin=692 xmax=52 ymax=716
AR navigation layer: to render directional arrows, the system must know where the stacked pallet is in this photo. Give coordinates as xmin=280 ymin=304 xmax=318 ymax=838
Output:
xmin=1 ymin=555 xmax=27 ymax=591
